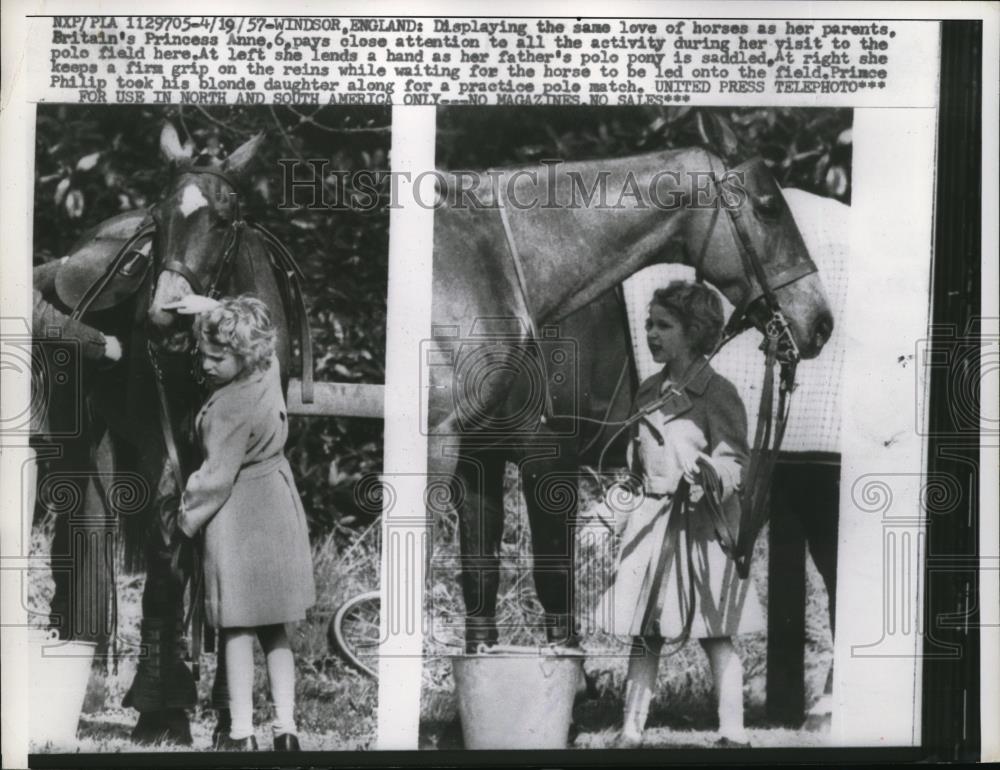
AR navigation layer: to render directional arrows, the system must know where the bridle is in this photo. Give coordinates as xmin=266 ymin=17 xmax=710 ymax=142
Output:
xmin=68 ymin=162 xmax=315 ymax=678
xmin=139 ymin=165 xmax=314 ymax=401
xmin=156 ymin=167 xmax=246 ymax=301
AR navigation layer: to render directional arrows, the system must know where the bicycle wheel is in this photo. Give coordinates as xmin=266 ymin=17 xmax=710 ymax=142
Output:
xmin=328 ymin=590 xmax=381 ymax=678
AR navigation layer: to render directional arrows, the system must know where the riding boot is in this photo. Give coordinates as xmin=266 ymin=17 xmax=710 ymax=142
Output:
xmin=464 ymin=616 xmax=499 ymax=653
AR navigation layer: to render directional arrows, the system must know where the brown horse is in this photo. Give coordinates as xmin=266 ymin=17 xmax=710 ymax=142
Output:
xmin=427 ymin=148 xmax=833 ymax=649
xmin=43 ymin=125 xmax=302 ymax=744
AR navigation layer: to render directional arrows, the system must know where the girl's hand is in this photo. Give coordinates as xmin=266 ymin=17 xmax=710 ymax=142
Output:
xmin=161 ymin=295 xmax=221 ymax=315
xmin=680 ymin=449 xmax=711 ymax=484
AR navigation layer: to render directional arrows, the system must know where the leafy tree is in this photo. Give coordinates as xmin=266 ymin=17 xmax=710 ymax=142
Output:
xmin=437 ymin=106 xmax=852 ymax=202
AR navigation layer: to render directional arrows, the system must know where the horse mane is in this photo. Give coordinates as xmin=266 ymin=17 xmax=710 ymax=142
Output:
xmin=435 ymin=147 xmax=699 ymax=204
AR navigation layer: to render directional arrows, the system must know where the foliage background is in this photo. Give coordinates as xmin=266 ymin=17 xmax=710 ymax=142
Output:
xmin=33 ymin=104 xmax=390 ymax=541
xmin=437 ymin=106 xmax=852 ymax=202
xmin=422 ymin=106 xmax=850 ymax=746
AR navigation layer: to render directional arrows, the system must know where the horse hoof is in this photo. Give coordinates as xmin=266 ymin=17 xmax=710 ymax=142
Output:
xmin=131 ymin=710 xmax=193 ymax=746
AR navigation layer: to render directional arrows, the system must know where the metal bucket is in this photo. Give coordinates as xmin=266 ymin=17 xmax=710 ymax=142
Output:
xmin=29 ymin=629 xmax=96 ymax=748
xmin=451 ymin=645 xmax=584 ymax=749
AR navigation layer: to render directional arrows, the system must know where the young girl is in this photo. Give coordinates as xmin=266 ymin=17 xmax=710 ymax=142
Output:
xmin=607 ymin=281 xmax=764 ymax=747
xmin=173 ymin=294 xmax=316 ymax=752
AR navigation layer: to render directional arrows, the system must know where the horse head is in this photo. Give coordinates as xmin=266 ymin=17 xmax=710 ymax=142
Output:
xmin=147 ymin=124 xmax=265 ymax=350
xmin=687 ymin=153 xmax=833 ymax=360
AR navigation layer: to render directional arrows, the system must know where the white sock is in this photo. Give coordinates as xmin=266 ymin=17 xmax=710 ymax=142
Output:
xmin=701 ymin=637 xmax=747 ymax=740
xmin=623 ymin=638 xmax=661 ymax=736
xmin=224 ymin=629 xmax=256 ymax=740
xmin=259 ymin=624 xmax=297 ymax=736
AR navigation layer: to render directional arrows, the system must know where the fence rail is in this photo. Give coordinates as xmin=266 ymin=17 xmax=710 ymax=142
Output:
xmin=286 ymin=379 xmax=385 ymax=419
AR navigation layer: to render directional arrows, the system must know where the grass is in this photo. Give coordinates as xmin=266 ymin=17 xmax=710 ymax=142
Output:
xmin=419 ymin=466 xmax=834 ymax=749
xmin=27 ymin=515 xmax=380 ymax=753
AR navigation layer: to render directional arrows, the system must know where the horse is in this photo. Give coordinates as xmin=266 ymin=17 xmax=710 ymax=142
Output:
xmin=40 ymin=123 xmax=306 ymax=744
xmin=427 ymin=148 xmax=834 ymax=650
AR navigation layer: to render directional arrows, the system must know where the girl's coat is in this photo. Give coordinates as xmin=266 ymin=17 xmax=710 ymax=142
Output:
xmin=180 ymin=358 xmax=316 ymax=628
xmin=602 ymin=358 xmax=764 ymax=639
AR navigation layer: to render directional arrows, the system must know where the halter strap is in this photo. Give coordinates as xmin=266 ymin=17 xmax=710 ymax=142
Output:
xmin=494 ymin=171 xmax=538 ymax=336
xmin=159 ymin=259 xmax=205 ymax=297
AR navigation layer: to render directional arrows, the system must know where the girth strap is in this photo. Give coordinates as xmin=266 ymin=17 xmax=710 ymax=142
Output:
xmin=493 ymin=171 xmax=557 ymax=426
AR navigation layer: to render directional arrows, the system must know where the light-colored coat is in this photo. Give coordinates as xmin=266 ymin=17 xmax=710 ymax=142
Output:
xmin=179 ymin=358 xmax=316 ymax=628
xmin=601 ymin=358 xmax=764 ymax=639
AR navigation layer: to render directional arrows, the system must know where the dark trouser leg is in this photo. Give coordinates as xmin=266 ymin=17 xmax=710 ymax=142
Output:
xmin=799 ymin=462 xmax=840 ymax=699
xmin=44 ymin=411 xmax=114 ymax=644
xmin=799 ymin=463 xmax=840 ymax=639
xmin=122 ymin=492 xmax=196 ymax=744
xmin=521 ymin=461 xmax=578 ymax=645
xmin=455 ymin=451 xmax=506 ymax=651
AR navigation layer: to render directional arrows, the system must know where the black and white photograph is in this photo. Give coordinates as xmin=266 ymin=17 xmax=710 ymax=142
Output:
xmin=420 ymin=105 xmax=851 ymax=749
xmin=23 ymin=104 xmax=388 ymax=752
xmin=0 ymin=3 xmax=995 ymax=768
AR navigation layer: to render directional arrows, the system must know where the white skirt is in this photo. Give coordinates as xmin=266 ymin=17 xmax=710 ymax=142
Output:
xmin=596 ymin=494 xmax=764 ymax=640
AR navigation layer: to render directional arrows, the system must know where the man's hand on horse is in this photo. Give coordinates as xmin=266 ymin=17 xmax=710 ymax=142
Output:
xmin=101 ymin=334 xmax=123 ymax=362
xmin=161 ymin=295 xmax=221 ymax=315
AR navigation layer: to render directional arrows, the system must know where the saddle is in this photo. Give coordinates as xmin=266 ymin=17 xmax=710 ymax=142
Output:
xmin=54 ymin=210 xmax=154 ymax=312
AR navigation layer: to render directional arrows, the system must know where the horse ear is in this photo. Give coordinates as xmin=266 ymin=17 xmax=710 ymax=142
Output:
xmin=222 ymin=133 xmax=266 ymax=179
xmin=160 ymin=123 xmax=193 ymax=164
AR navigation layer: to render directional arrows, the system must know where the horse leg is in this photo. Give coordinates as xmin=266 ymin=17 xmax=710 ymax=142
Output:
xmin=121 ymin=448 xmax=195 ymax=745
xmin=520 ymin=454 xmax=579 ymax=646
xmin=454 ymin=449 xmax=506 ymax=652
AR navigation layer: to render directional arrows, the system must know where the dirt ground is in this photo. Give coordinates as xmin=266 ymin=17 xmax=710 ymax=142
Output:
xmin=419 ymin=472 xmax=835 ymax=750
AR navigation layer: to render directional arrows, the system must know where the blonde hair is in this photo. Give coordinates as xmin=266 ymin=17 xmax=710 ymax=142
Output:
xmin=194 ymin=295 xmax=276 ymax=373
xmin=650 ymin=281 xmax=725 ymax=355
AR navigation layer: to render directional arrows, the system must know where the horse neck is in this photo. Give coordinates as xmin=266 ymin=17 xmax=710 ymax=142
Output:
xmin=504 ymin=147 xmax=719 ymax=325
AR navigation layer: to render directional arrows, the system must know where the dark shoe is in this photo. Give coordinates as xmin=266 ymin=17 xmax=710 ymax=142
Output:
xmin=212 ymin=710 xmax=232 ymax=750
xmin=216 ymin=735 xmax=258 ymax=752
xmin=130 ymin=709 xmax=193 ymax=746
xmin=273 ymin=733 xmax=301 ymax=751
